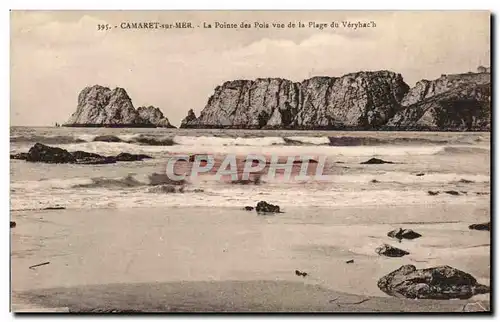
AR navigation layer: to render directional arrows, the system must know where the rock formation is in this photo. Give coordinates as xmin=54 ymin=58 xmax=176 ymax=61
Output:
xmin=10 ymin=143 xmax=152 ymax=164
xmin=255 ymin=201 xmax=281 ymax=214
xmin=64 ymin=85 xmax=175 ymax=128
xmin=137 ymin=106 xmax=175 ymax=128
xmin=375 ymin=244 xmax=409 ymax=257
xmin=387 ymin=228 xmax=422 ymax=240
xmin=377 ymin=265 xmax=490 ymax=299
xmin=469 ymin=222 xmax=491 ymax=231
xmin=180 ymin=71 xmax=490 ymax=131
xmin=385 ymin=73 xmax=490 ymax=131
xmin=180 ymin=109 xmax=198 ymax=128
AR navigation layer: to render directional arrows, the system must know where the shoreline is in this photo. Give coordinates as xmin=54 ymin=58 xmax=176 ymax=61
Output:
xmin=11 ymin=204 xmax=490 ymax=312
xmin=12 ymin=280 xmax=490 ymax=313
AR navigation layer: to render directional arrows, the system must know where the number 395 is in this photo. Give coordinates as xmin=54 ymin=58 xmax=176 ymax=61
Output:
xmin=97 ymin=24 xmax=111 ymax=31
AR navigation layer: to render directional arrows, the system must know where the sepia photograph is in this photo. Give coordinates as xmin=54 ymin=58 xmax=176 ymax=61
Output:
xmin=9 ymin=10 xmax=491 ymax=313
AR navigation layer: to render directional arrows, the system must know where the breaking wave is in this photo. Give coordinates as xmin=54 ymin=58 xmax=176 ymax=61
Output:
xmin=11 ymin=134 xmax=478 ymax=147
xmin=435 ymin=146 xmax=490 ymax=155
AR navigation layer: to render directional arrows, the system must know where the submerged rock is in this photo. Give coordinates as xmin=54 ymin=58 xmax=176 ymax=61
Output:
xmin=93 ymin=135 xmax=123 ymax=142
xmin=10 ymin=152 xmax=28 ymax=160
xmin=72 ymin=150 xmax=117 ymax=165
xmin=115 ymin=152 xmax=152 ymax=162
xmin=10 ymin=221 xmax=16 ymax=228
xmin=375 ymin=244 xmax=410 ymax=257
xmin=387 ymin=228 xmax=422 ymax=240
xmin=148 ymin=173 xmax=186 ymax=186
xmin=244 ymin=206 xmax=254 ymax=211
xmin=360 ymin=158 xmax=394 ymax=164
xmin=428 ymin=191 xmax=440 ymax=196
xmin=147 ymin=185 xmax=180 ymax=194
xmin=415 ymin=173 xmax=425 ymax=176
xmin=444 ymin=190 xmax=461 ymax=196
xmin=377 ymin=265 xmax=490 ymax=299
xmin=468 ymin=222 xmax=490 ymax=231
xmin=256 ymin=201 xmax=281 ymax=214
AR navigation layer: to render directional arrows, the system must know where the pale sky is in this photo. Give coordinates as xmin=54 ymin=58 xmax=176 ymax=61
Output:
xmin=10 ymin=10 xmax=490 ymax=127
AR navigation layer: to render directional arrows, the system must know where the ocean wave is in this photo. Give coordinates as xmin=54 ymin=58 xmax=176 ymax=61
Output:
xmin=10 ymin=135 xmax=87 ymax=144
xmin=10 ymin=133 xmax=490 ymax=149
xmin=435 ymin=146 xmax=490 ymax=155
xmin=172 ymin=135 xmax=287 ymax=146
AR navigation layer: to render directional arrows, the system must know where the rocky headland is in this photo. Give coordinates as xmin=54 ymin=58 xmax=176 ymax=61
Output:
xmin=180 ymin=69 xmax=490 ymax=131
xmin=64 ymin=85 xmax=175 ymax=128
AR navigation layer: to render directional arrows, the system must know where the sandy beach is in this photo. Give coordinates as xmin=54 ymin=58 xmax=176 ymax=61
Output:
xmin=11 ymin=203 xmax=490 ymax=312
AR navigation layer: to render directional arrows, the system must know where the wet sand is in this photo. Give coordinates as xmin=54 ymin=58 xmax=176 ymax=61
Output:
xmin=10 ymin=204 xmax=491 ymax=312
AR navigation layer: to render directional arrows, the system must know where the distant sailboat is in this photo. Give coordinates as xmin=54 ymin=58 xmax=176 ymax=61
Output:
xmin=55 ymin=122 xmax=60 ymax=127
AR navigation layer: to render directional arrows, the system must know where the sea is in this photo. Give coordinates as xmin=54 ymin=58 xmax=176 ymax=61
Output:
xmin=10 ymin=127 xmax=491 ymax=211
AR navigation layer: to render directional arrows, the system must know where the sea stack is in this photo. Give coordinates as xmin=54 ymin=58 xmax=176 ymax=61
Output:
xmin=64 ymin=85 xmax=175 ymax=128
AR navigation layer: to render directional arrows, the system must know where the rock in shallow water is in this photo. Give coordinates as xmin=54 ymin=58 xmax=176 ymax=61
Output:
xmin=375 ymin=244 xmax=409 ymax=257
xmin=26 ymin=143 xmax=77 ymax=163
xmin=115 ymin=152 xmax=152 ymax=162
xmin=93 ymin=135 xmax=123 ymax=142
xmin=360 ymin=158 xmax=394 ymax=164
xmin=377 ymin=265 xmax=490 ymax=299
xmin=10 ymin=143 xmax=152 ymax=165
xmin=387 ymin=228 xmax=422 ymax=240
xmin=255 ymin=201 xmax=281 ymax=214
xmin=469 ymin=222 xmax=490 ymax=231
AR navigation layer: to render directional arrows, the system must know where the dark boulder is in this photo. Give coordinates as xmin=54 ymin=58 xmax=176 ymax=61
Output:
xmin=377 ymin=265 xmax=490 ymax=299
xmin=92 ymin=135 xmax=123 ymax=142
xmin=115 ymin=152 xmax=152 ymax=162
xmin=375 ymin=244 xmax=410 ymax=257
xmin=428 ymin=191 xmax=440 ymax=196
xmin=256 ymin=201 xmax=281 ymax=213
xmin=387 ymin=228 xmax=422 ymax=240
xmin=416 ymin=173 xmax=425 ymax=176
xmin=10 ymin=221 xmax=16 ymax=228
xmin=244 ymin=206 xmax=254 ymax=211
xmin=26 ymin=143 xmax=76 ymax=164
xmin=444 ymin=190 xmax=461 ymax=196
xmin=360 ymin=158 xmax=394 ymax=164
xmin=468 ymin=222 xmax=490 ymax=231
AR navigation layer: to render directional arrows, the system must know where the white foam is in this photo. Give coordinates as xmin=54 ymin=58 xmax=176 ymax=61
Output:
xmin=173 ymin=136 xmax=286 ymax=146
xmin=286 ymin=136 xmax=330 ymax=145
xmin=11 ymin=177 xmax=94 ymax=190
xmin=75 ymin=134 xmax=98 ymax=142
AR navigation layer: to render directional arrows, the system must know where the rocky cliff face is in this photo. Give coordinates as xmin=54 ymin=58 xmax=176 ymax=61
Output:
xmin=181 ymin=71 xmax=409 ymax=130
xmin=64 ymin=85 xmax=175 ymax=128
xmin=181 ymin=71 xmax=490 ymax=131
xmin=386 ymin=73 xmax=490 ymax=131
